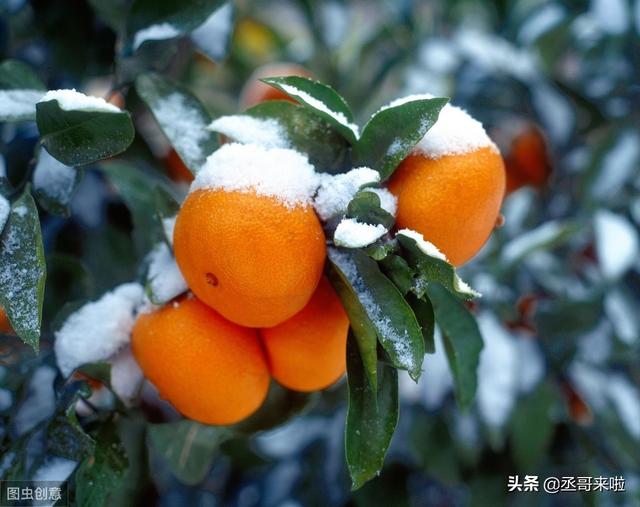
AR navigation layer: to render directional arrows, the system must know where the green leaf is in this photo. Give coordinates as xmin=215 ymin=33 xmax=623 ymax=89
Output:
xmin=326 ymin=256 xmax=378 ymax=391
xmin=347 ymin=191 xmax=395 ymax=229
xmin=407 ymin=293 xmax=436 ymax=354
xmin=396 ymin=231 xmax=479 ymax=300
xmin=148 ymin=420 xmax=232 ymax=485
xmin=32 ymin=148 xmax=82 ymax=217
xmin=353 ymin=98 xmax=448 ymax=180
xmin=261 ymin=76 xmax=359 ymax=144
xmin=127 ymin=0 xmax=227 ymax=50
xmin=135 ymin=72 xmax=218 ymax=173
xmin=243 ymin=101 xmax=351 ymax=173
xmin=345 ymin=336 xmax=399 ymax=490
xmin=76 ymin=421 xmax=129 ymax=507
xmin=329 ymin=248 xmax=424 ymax=380
xmin=510 ymin=382 xmax=557 ymax=470
xmin=100 ymin=162 xmax=170 ymax=255
xmin=427 ymin=283 xmax=483 ymax=410
xmin=0 ymin=60 xmax=45 ymax=122
xmin=36 ymin=99 xmax=135 ymax=166
xmin=0 ymin=190 xmax=46 ymax=350
xmin=378 ymin=254 xmax=413 ymax=295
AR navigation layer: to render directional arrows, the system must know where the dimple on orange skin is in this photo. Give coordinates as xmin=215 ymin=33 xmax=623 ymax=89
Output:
xmin=388 ymin=147 xmax=506 ymax=266
xmin=131 ymin=296 xmax=270 ymax=425
xmin=173 ymin=189 xmax=326 ymax=328
xmin=260 ymin=277 xmax=348 ymax=392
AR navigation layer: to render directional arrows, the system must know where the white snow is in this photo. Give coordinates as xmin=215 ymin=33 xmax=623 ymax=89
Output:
xmin=109 ymin=347 xmax=144 ymax=405
xmin=33 ymin=149 xmax=77 ymax=204
xmin=278 ymin=83 xmax=359 ymax=138
xmin=531 ymin=83 xmax=574 ymax=144
xmin=591 ymin=131 xmax=640 ymax=199
xmin=328 ymin=247 xmax=415 ymax=368
xmin=607 ymin=374 xmax=640 ymax=439
xmin=146 ymin=242 xmax=188 ymax=303
xmin=453 ymin=275 xmax=481 ymax=298
xmin=0 ymin=89 xmax=45 ymax=119
xmin=605 ymin=289 xmax=638 ymax=345
xmin=14 ymin=365 xmax=56 ymax=435
xmin=386 ymin=95 xmax=497 ymax=159
xmin=207 ymin=115 xmax=289 ymax=149
xmin=191 ymin=143 xmax=319 ymax=208
xmin=333 ymin=218 xmax=387 ymax=247
xmin=32 ymin=455 xmax=77 ymax=504
xmin=501 ymin=220 xmax=566 ymax=264
xmin=162 ymin=215 xmax=176 ymax=246
xmin=54 ymin=283 xmax=145 ymax=377
xmin=133 ymin=23 xmax=180 ymax=50
xmin=594 ymin=210 xmax=638 ymax=280
xmin=396 ymin=228 xmax=448 ymax=261
xmin=191 ymin=3 xmax=234 ymax=59
xmin=39 ymin=89 xmax=121 ymax=113
xmin=151 ymin=93 xmax=210 ymax=169
xmin=518 ymin=4 xmax=565 ymax=43
xmin=591 ymin=0 xmax=629 ymax=34
xmin=0 ymin=388 xmax=12 ymax=410
xmin=516 ymin=337 xmax=545 ymax=393
xmin=0 ymin=195 xmax=10 ymax=232
xmin=313 ymin=167 xmax=380 ymax=221
xmin=368 ymin=187 xmax=397 ymax=216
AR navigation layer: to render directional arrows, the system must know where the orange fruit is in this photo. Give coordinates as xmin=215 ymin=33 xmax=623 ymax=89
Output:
xmin=388 ymin=147 xmax=505 ymax=266
xmin=174 ymin=188 xmax=326 ymax=328
xmin=165 ymin=149 xmax=194 ymax=184
xmin=240 ymin=63 xmax=311 ymax=109
xmin=0 ymin=308 xmax=13 ymax=334
xmin=505 ymin=125 xmax=551 ymax=193
xmin=260 ymin=277 xmax=348 ymax=392
xmin=131 ymin=296 xmax=270 ymax=425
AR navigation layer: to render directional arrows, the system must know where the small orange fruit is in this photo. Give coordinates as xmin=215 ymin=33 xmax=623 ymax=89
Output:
xmin=260 ymin=277 xmax=348 ymax=392
xmin=173 ymin=144 xmax=326 ymax=328
xmin=0 ymin=308 xmax=13 ymax=334
xmin=165 ymin=149 xmax=194 ymax=184
xmin=387 ymin=102 xmax=505 ymax=266
xmin=131 ymin=296 xmax=270 ymax=425
xmin=240 ymin=62 xmax=311 ymax=109
xmin=504 ymin=124 xmax=551 ymax=193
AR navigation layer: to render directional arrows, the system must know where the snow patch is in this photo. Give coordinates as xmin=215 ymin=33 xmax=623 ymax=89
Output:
xmin=191 ymin=143 xmax=319 ymax=208
xmin=33 ymin=149 xmax=77 ymax=204
xmin=208 ymin=115 xmax=289 ymax=149
xmin=191 ymin=3 xmax=234 ymax=59
xmin=368 ymin=188 xmax=397 ymax=216
xmin=162 ymin=216 xmax=177 ymax=246
xmin=313 ymin=167 xmax=380 ymax=221
xmin=54 ymin=283 xmax=145 ymax=377
xmin=0 ymin=90 xmax=45 ymax=119
xmin=0 ymin=195 xmax=10 ymax=232
xmin=110 ymin=347 xmax=143 ymax=405
xmin=334 ymin=218 xmax=387 ymax=247
xmin=396 ymin=228 xmax=448 ymax=261
xmin=39 ymin=89 xmax=120 ymax=113
xmin=594 ymin=210 xmax=638 ymax=280
xmin=14 ymin=365 xmax=56 ymax=435
xmin=133 ymin=23 xmax=180 ymax=50
xmin=146 ymin=242 xmax=188 ymax=303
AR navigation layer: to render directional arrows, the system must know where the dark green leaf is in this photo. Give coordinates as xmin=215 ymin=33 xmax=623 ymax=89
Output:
xmin=100 ymin=162 xmax=170 ymax=255
xmin=0 ymin=190 xmax=46 ymax=350
xmin=510 ymin=382 xmax=557 ymax=470
xmin=427 ymin=283 xmax=483 ymax=410
xmin=0 ymin=60 xmax=45 ymax=122
xmin=330 ymin=248 xmax=424 ymax=379
xmin=327 ymin=256 xmax=378 ymax=391
xmin=407 ymin=293 xmax=435 ymax=354
xmin=363 ymin=241 xmax=395 ymax=261
xmin=378 ymin=253 xmax=413 ymax=295
xmin=148 ymin=420 xmax=232 ymax=485
xmin=243 ymin=100 xmax=351 ymax=173
xmin=135 ymin=72 xmax=218 ymax=173
xmin=76 ymin=421 xmax=129 ymax=507
xmin=261 ymin=76 xmax=358 ymax=144
xmin=36 ymin=100 xmax=135 ymax=166
xmin=345 ymin=336 xmax=398 ymax=490
xmin=32 ymin=148 xmax=82 ymax=217
xmin=397 ymin=231 xmax=479 ymax=300
xmin=353 ymin=98 xmax=448 ymax=180
xmin=347 ymin=191 xmax=395 ymax=229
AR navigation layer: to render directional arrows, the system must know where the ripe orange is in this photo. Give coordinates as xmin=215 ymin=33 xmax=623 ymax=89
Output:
xmin=0 ymin=308 xmax=12 ymax=334
xmin=240 ymin=63 xmax=311 ymax=109
xmin=388 ymin=147 xmax=505 ymax=266
xmin=173 ymin=189 xmax=326 ymax=327
xmin=131 ymin=296 xmax=270 ymax=425
xmin=260 ymin=277 xmax=348 ymax=392
xmin=165 ymin=148 xmax=194 ymax=184
xmin=505 ymin=125 xmax=551 ymax=193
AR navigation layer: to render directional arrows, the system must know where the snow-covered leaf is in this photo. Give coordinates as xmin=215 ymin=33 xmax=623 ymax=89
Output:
xmin=501 ymin=220 xmax=578 ymax=265
xmin=136 ymin=72 xmax=218 ymax=173
xmin=594 ymin=210 xmax=638 ymax=280
xmin=0 ymin=59 xmax=45 ymax=122
xmin=261 ymin=76 xmax=359 ymax=144
xmin=346 ymin=191 xmax=395 ymax=229
xmin=427 ymin=283 xmax=483 ymax=410
xmin=353 ymin=97 xmax=447 ymax=180
xmin=345 ymin=337 xmax=398 ymax=490
xmin=0 ymin=190 xmax=46 ymax=350
xmin=32 ymin=148 xmax=82 ymax=217
xmin=191 ymin=2 xmax=234 ymax=62
xmin=36 ymin=96 xmax=134 ymax=166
